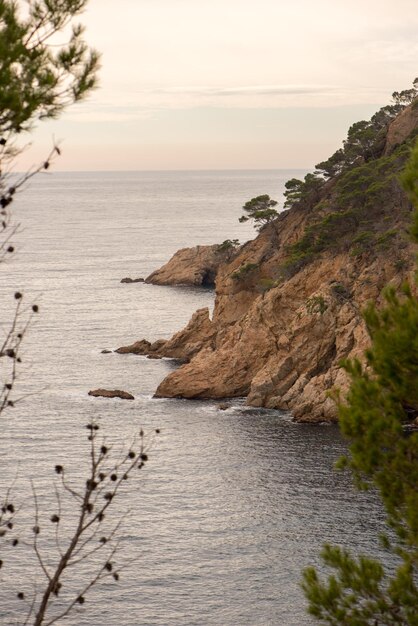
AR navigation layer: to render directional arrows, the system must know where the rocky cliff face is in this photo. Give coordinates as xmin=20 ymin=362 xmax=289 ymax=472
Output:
xmin=125 ymin=102 xmax=418 ymax=422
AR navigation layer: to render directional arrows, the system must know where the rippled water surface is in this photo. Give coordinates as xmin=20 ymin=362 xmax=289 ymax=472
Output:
xmin=0 ymin=171 xmax=386 ymax=625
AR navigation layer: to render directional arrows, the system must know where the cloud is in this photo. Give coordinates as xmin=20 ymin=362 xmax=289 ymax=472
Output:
xmin=61 ymin=81 xmax=394 ymax=124
xmin=63 ymin=102 xmax=156 ymax=123
xmin=143 ymin=84 xmax=340 ymax=97
xmin=124 ymin=83 xmax=393 ymax=111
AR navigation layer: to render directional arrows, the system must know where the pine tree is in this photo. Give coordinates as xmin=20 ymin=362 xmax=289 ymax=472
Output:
xmin=0 ymin=0 xmax=100 ymax=138
xmin=239 ymin=194 xmax=279 ymax=230
xmin=302 ymin=143 xmax=418 ymax=625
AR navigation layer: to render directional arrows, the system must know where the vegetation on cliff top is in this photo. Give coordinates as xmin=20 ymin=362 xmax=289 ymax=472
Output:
xmin=276 ymin=81 xmax=418 ymax=279
xmin=238 ymin=80 xmax=417 ymax=287
xmin=302 ymin=142 xmax=418 ymax=625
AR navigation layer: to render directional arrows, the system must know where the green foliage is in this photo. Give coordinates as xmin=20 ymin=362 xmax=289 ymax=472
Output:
xmin=280 ymin=209 xmax=360 ymax=277
xmin=0 ymin=0 xmax=100 ymax=137
xmin=330 ymin=282 xmax=352 ymax=302
xmin=306 ymin=295 xmax=328 ymax=316
xmin=313 ymin=79 xmax=417 ymax=183
xmin=302 ymin=142 xmax=418 ymax=625
xmin=231 ymin=262 xmax=259 ymax=281
xmin=258 ymin=277 xmax=278 ymax=292
xmin=315 ymin=149 xmax=346 ymax=179
xmin=283 ymin=173 xmax=324 ymax=209
xmin=217 ymin=239 xmax=240 ymax=253
xmin=401 ymin=139 xmax=418 ymax=243
xmin=239 ymin=194 xmax=278 ymax=231
xmin=392 ymin=80 xmax=418 ymax=106
xmin=336 ymin=142 xmax=411 ymax=212
xmin=280 ymin=136 xmax=412 ymax=278
xmin=376 ymin=229 xmax=397 ymax=249
xmin=283 ymin=177 xmax=304 ymax=206
xmin=302 ymin=544 xmax=416 ymax=625
xmin=350 ymin=231 xmax=375 ymax=257
xmin=394 ymin=258 xmax=408 ymax=272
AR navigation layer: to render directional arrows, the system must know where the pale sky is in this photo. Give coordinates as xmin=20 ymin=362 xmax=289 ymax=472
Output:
xmin=17 ymin=0 xmax=418 ymax=171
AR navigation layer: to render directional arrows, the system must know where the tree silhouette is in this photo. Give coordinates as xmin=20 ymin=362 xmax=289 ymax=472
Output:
xmin=0 ymin=3 xmax=158 ymax=624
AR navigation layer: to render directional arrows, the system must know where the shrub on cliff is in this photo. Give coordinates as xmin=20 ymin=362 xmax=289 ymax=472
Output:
xmin=302 ymin=142 xmax=418 ymax=625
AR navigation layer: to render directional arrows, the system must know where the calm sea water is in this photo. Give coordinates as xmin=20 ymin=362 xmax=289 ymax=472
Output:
xmin=0 ymin=171 xmax=386 ymax=625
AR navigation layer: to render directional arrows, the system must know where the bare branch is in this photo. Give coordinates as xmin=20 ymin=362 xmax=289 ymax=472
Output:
xmin=31 ymin=481 xmax=52 ymax=584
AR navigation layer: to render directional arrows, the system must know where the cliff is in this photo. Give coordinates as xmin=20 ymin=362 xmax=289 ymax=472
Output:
xmin=122 ymin=100 xmax=418 ymax=422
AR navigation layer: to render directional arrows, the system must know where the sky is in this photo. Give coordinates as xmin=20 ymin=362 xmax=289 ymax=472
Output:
xmin=17 ymin=0 xmax=418 ymax=171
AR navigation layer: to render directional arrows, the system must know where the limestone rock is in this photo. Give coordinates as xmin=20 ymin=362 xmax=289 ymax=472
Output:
xmin=385 ymin=103 xmax=418 ymax=155
xmin=152 ymin=189 xmax=415 ymax=421
xmin=115 ymin=340 xmax=151 ymax=355
xmin=88 ymin=389 xmax=134 ymax=400
xmin=156 ymin=308 xmax=216 ymax=360
xmin=146 ymin=244 xmax=235 ymax=287
xmin=149 ymin=339 xmax=167 ymax=353
xmin=115 ymin=309 xmax=215 ymax=362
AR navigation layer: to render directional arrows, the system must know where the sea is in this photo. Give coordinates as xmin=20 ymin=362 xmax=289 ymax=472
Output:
xmin=0 ymin=170 xmax=387 ymax=626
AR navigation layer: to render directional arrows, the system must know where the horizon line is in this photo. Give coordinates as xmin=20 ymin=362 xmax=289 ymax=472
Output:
xmin=16 ymin=167 xmax=311 ymax=174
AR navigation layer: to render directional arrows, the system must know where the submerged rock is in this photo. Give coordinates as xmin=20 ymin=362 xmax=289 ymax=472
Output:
xmin=120 ymin=277 xmax=144 ymax=283
xmin=88 ymin=389 xmax=134 ymax=400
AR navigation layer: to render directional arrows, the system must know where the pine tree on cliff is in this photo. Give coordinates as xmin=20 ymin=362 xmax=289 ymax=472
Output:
xmin=302 ymin=143 xmax=418 ymax=623
xmin=239 ymin=194 xmax=279 ymax=230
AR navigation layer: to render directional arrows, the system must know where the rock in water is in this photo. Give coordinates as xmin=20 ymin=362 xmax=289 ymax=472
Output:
xmin=146 ymin=244 xmax=234 ymax=287
xmin=120 ymin=277 xmax=144 ymax=283
xmin=115 ymin=340 xmax=151 ymax=354
xmin=88 ymin=389 xmax=134 ymax=400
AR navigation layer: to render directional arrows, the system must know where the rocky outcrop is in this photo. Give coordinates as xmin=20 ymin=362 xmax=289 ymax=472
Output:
xmin=120 ymin=277 xmax=144 ymax=283
xmin=116 ymin=307 xmax=216 ymax=362
xmin=384 ymin=102 xmax=418 ymax=155
xmin=154 ymin=252 xmax=411 ymax=422
xmin=88 ymin=389 xmax=134 ymax=400
xmin=115 ymin=339 xmax=154 ymax=355
xmin=145 ymin=244 xmax=235 ymax=287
